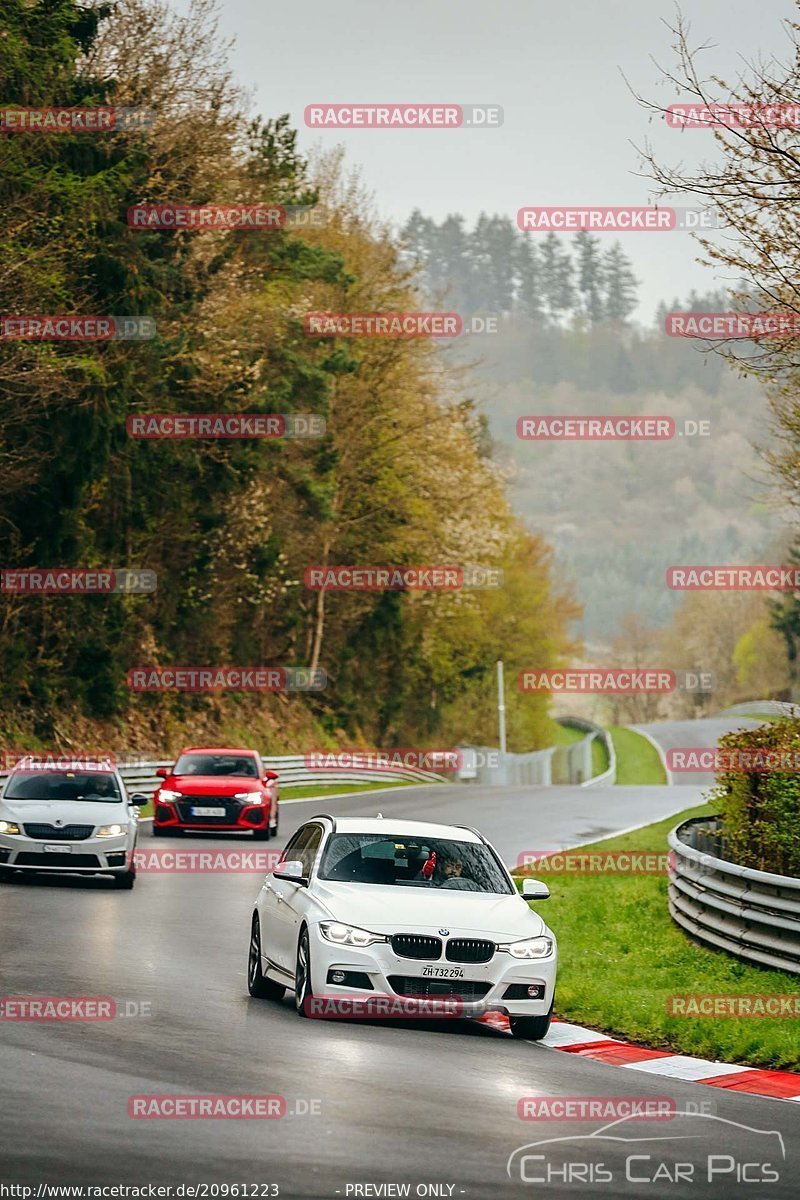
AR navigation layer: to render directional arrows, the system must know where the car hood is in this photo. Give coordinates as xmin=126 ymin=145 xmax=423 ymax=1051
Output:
xmin=163 ymin=775 xmax=262 ymax=796
xmin=0 ymin=799 xmax=130 ymax=827
xmin=311 ymin=881 xmax=546 ymax=939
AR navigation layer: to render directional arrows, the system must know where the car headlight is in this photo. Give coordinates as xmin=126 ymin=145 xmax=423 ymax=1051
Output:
xmin=158 ymin=790 xmax=183 ymax=801
xmin=500 ymin=936 xmax=554 ymax=959
xmin=234 ymin=791 xmax=264 ymax=804
xmin=0 ymin=820 xmax=21 ymax=835
xmin=96 ymin=824 xmax=127 ymax=837
xmin=319 ymin=921 xmax=387 ymax=948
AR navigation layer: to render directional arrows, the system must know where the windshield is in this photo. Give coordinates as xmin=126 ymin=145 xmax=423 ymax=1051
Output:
xmin=172 ymin=753 xmax=259 ymax=778
xmin=318 ymin=833 xmax=514 ymax=893
xmin=4 ymin=771 xmax=123 ymax=802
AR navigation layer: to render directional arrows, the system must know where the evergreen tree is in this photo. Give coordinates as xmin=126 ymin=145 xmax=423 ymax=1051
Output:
xmin=574 ymin=231 xmax=605 ymax=324
xmin=602 ymin=243 xmax=638 ymax=321
xmin=540 ymin=233 xmax=575 ymax=321
xmin=514 ymin=237 xmax=545 ymax=321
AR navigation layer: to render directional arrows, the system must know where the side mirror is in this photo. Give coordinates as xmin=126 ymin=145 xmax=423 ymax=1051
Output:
xmin=156 ymin=767 xmax=169 ymax=779
xmin=263 ymin=770 xmax=279 ymax=781
xmin=129 ymin=793 xmax=149 ymax=806
xmin=522 ymin=878 xmax=550 ymax=901
xmin=273 ymin=859 xmax=308 ymax=887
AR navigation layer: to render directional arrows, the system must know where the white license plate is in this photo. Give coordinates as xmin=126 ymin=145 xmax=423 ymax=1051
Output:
xmin=421 ymin=965 xmax=464 ymax=979
xmin=192 ymin=806 xmax=227 ymax=817
xmin=44 ymin=843 xmax=71 ymax=854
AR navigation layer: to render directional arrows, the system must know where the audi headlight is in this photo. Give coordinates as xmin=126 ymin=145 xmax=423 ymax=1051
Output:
xmin=96 ymin=823 xmax=127 ymax=837
xmin=0 ymin=820 xmax=21 ymax=835
xmin=234 ymin=791 xmax=264 ymax=804
xmin=500 ymin=936 xmax=554 ymax=959
xmin=319 ymin=921 xmax=387 ymax=948
xmin=158 ymin=789 xmax=183 ymax=801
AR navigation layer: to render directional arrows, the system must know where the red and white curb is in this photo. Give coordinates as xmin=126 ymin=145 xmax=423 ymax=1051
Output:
xmin=479 ymin=1015 xmax=800 ymax=1102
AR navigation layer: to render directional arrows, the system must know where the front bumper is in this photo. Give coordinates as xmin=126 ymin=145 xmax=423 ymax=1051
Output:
xmin=154 ymin=799 xmax=269 ymax=832
xmin=306 ymin=926 xmax=557 ymax=1018
xmin=0 ymin=831 xmax=134 ymax=874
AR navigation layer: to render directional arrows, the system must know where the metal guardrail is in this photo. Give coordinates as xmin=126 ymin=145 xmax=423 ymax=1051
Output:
xmin=0 ymin=755 xmax=448 ymax=799
xmin=556 ymin=716 xmax=617 ymax=787
xmin=668 ymin=816 xmax=800 ymax=975
xmin=460 ymin=718 xmax=615 ymax=787
xmin=716 ymin=700 xmax=799 ymax=718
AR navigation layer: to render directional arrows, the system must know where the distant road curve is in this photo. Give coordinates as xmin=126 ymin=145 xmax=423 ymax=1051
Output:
xmin=630 ymin=716 xmax=764 ymax=787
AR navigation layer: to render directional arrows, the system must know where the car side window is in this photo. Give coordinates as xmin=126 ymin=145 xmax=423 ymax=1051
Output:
xmin=297 ymin=825 xmax=323 ymax=877
xmin=281 ymin=826 xmax=310 ymax=865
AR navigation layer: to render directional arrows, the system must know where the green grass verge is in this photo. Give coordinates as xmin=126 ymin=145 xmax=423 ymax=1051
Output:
xmin=591 ymin=734 xmax=609 ymax=778
xmin=610 ymin=726 xmax=667 ymax=785
xmin=519 ymin=803 xmax=800 ymax=1070
xmin=551 ymin=723 xmax=586 ymax=746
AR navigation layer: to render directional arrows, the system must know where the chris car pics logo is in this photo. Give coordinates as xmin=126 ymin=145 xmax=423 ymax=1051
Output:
xmin=506 ymin=1113 xmax=784 ymax=1186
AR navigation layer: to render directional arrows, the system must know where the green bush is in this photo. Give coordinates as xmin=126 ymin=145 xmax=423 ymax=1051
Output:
xmin=711 ymin=720 xmax=800 ymax=876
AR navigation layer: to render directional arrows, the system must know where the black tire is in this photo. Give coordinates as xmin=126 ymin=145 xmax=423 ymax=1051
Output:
xmin=0 ymin=866 xmax=13 ymax=883
xmin=270 ymin=805 xmax=279 ymax=836
xmin=248 ymin=914 xmax=286 ymax=1000
xmin=252 ymin=824 xmax=270 ymax=841
xmin=112 ymin=867 xmax=136 ymax=890
xmin=152 ymin=825 xmax=170 ymax=837
xmin=294 ymin=928 xmax=314 ymax=1017
xmin=509 ymin=1002 xmax=553 ymax=1041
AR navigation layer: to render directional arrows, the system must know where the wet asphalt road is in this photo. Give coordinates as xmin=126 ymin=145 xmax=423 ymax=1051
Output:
xmin=1 ymin=780 xmax=798 ymax=1198
xmin=631 ymin=718 xmax=764 ymax=786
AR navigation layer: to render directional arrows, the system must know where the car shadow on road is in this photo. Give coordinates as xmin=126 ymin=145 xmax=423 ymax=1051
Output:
xmin=243 ymin=995 xmax=514 ymax=1039
xmin=0 ymin=871 xmax=121 ymax=890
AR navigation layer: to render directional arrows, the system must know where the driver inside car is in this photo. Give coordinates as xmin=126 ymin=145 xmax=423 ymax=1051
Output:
xmin=441 ymin=855 xmax=463 ymax=881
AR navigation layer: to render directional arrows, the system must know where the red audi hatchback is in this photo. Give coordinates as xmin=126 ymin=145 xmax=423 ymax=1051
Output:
xmin=152 ymin=747 xmax=279 ymax=839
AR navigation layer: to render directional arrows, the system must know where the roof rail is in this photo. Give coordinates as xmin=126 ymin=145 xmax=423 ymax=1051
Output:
xmin=451 ymin=823 xmax=485 ymax=842
xmin=310 ymin=812 xmax=337 ymax=832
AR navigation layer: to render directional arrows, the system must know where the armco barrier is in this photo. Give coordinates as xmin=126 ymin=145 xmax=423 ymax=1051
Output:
xmin=460 ymin=719 xmax=615 ymax=787
xmin=0 ymin=755 xmax=448 ymax=798
xmin=668 ymin=816 xmax=800 ymax=975
xmin=716 ymin=700 xmax=799 ymax=718
xmin=555 ymin=716 xmax=616 ymax=787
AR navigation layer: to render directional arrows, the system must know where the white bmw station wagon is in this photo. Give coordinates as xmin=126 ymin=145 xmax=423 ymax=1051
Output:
xmin=248 ymin=815 xmax=557 ymax=1039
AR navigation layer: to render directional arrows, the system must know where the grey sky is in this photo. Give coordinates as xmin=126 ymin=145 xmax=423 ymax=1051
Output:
xmin=179 ymin=0 xmax=795 ymax=320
